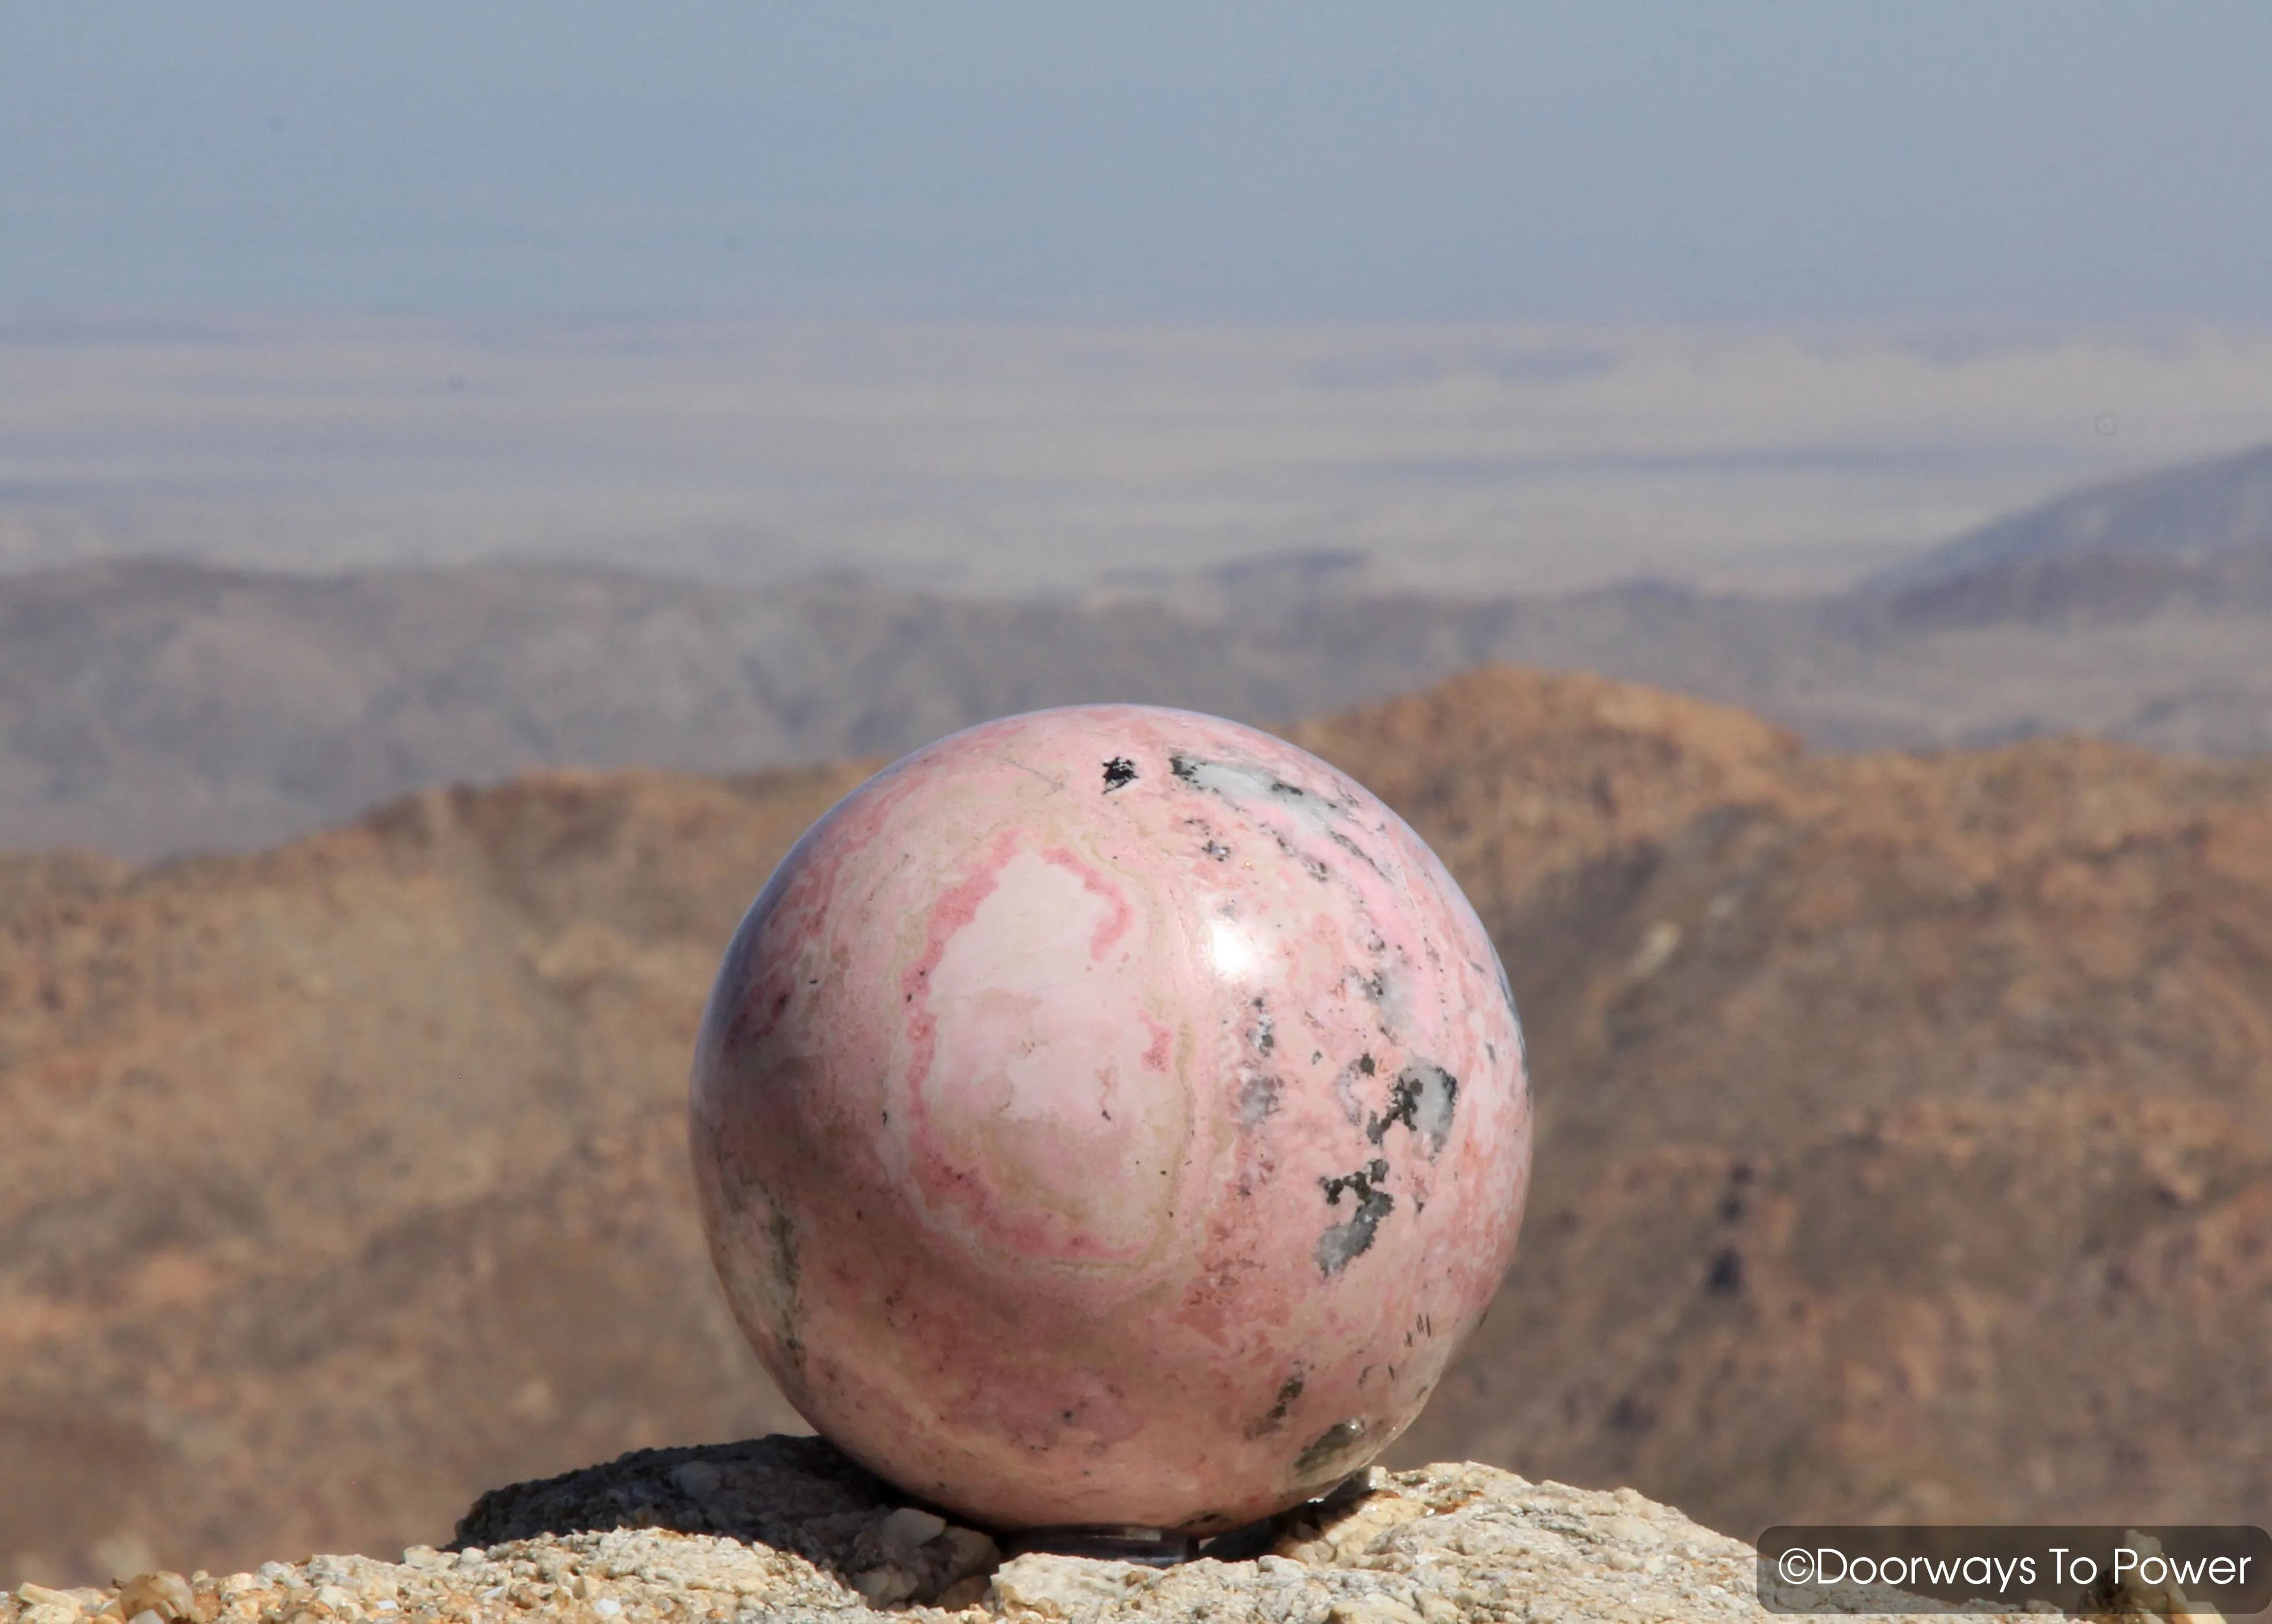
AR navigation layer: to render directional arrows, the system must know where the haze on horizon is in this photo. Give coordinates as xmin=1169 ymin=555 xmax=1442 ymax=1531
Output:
xmin=4 ymin=3 xmax=2271 ymax=593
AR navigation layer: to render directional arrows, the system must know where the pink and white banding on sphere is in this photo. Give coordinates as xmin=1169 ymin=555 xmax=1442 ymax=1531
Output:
xmin=690 ymin=704 xmax=1531 ymax=1533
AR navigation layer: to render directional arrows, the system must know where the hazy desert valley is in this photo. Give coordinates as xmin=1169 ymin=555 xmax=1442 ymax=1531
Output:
xmin=2 ymin=431 xmax=2270 ymax=1587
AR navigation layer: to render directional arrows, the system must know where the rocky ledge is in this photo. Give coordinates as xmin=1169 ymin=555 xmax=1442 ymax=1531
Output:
xmin=3 ymin=1436 xmax=2053 ymax=1624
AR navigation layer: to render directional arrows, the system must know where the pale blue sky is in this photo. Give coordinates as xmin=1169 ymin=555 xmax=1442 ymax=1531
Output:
xmin=2 ymin=3 xmax=2269 ymax=322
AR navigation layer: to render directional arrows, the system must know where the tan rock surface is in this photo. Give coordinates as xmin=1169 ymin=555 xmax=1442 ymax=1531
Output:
xmin=0 ymin=1440 xmax=2037 ymax=1624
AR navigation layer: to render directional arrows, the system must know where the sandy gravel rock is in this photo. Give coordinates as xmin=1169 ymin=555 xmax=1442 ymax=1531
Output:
xmin=3 ymin=1438 xmax=2056 ymax=1624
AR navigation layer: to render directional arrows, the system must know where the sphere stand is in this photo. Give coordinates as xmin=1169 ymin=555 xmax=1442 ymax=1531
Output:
xmin=997 ymin=1473 xmax=1370 ymax=1568
xmin=999 ymin=1527 xmax=1203 ymax=1567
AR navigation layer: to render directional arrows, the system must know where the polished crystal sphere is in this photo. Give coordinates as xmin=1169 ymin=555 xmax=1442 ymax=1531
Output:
xmin=690 ymin=704 xmax=1530 ymax=1533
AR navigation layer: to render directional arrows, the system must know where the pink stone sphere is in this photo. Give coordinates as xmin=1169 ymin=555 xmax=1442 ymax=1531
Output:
xmin=689 ymin=704 xmax=1530 ymax=1534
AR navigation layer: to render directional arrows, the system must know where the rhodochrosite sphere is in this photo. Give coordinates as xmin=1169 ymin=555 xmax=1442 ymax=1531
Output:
xmin=690 ymin=705 xmax=1529 ymax=1533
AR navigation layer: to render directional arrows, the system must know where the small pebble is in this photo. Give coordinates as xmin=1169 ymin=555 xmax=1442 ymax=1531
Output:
xmin=115 ymin=1574 xmax=195 ymax=1623
xmin=877 ymin=1508 xmax=946 ymax=1552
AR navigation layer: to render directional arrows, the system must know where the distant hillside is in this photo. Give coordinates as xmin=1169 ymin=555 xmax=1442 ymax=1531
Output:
xmin=0 ymin=555 xmax=1826 ymax=857
xmin=0 ymin=555 xmax=1670 ymax=855
xmin=3 ymin=668 xmax=2269 ymax=1585
xmin=0 ymin=442 xmax=2268 ymax=859
xmin=1858 ymin=534 xmax=2272 ymax=630
xmin=1866 ymin=439 xmax=2272 ymax=590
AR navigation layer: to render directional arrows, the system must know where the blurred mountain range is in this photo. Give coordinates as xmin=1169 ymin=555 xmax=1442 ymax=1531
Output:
xmin=1867 ymin=436 xmax=2272 ymax=589
xmin=2 ymin=441 xmax=2267 ymax=859
xmin=4 ymin=665 xmax=2266 ymax=1585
